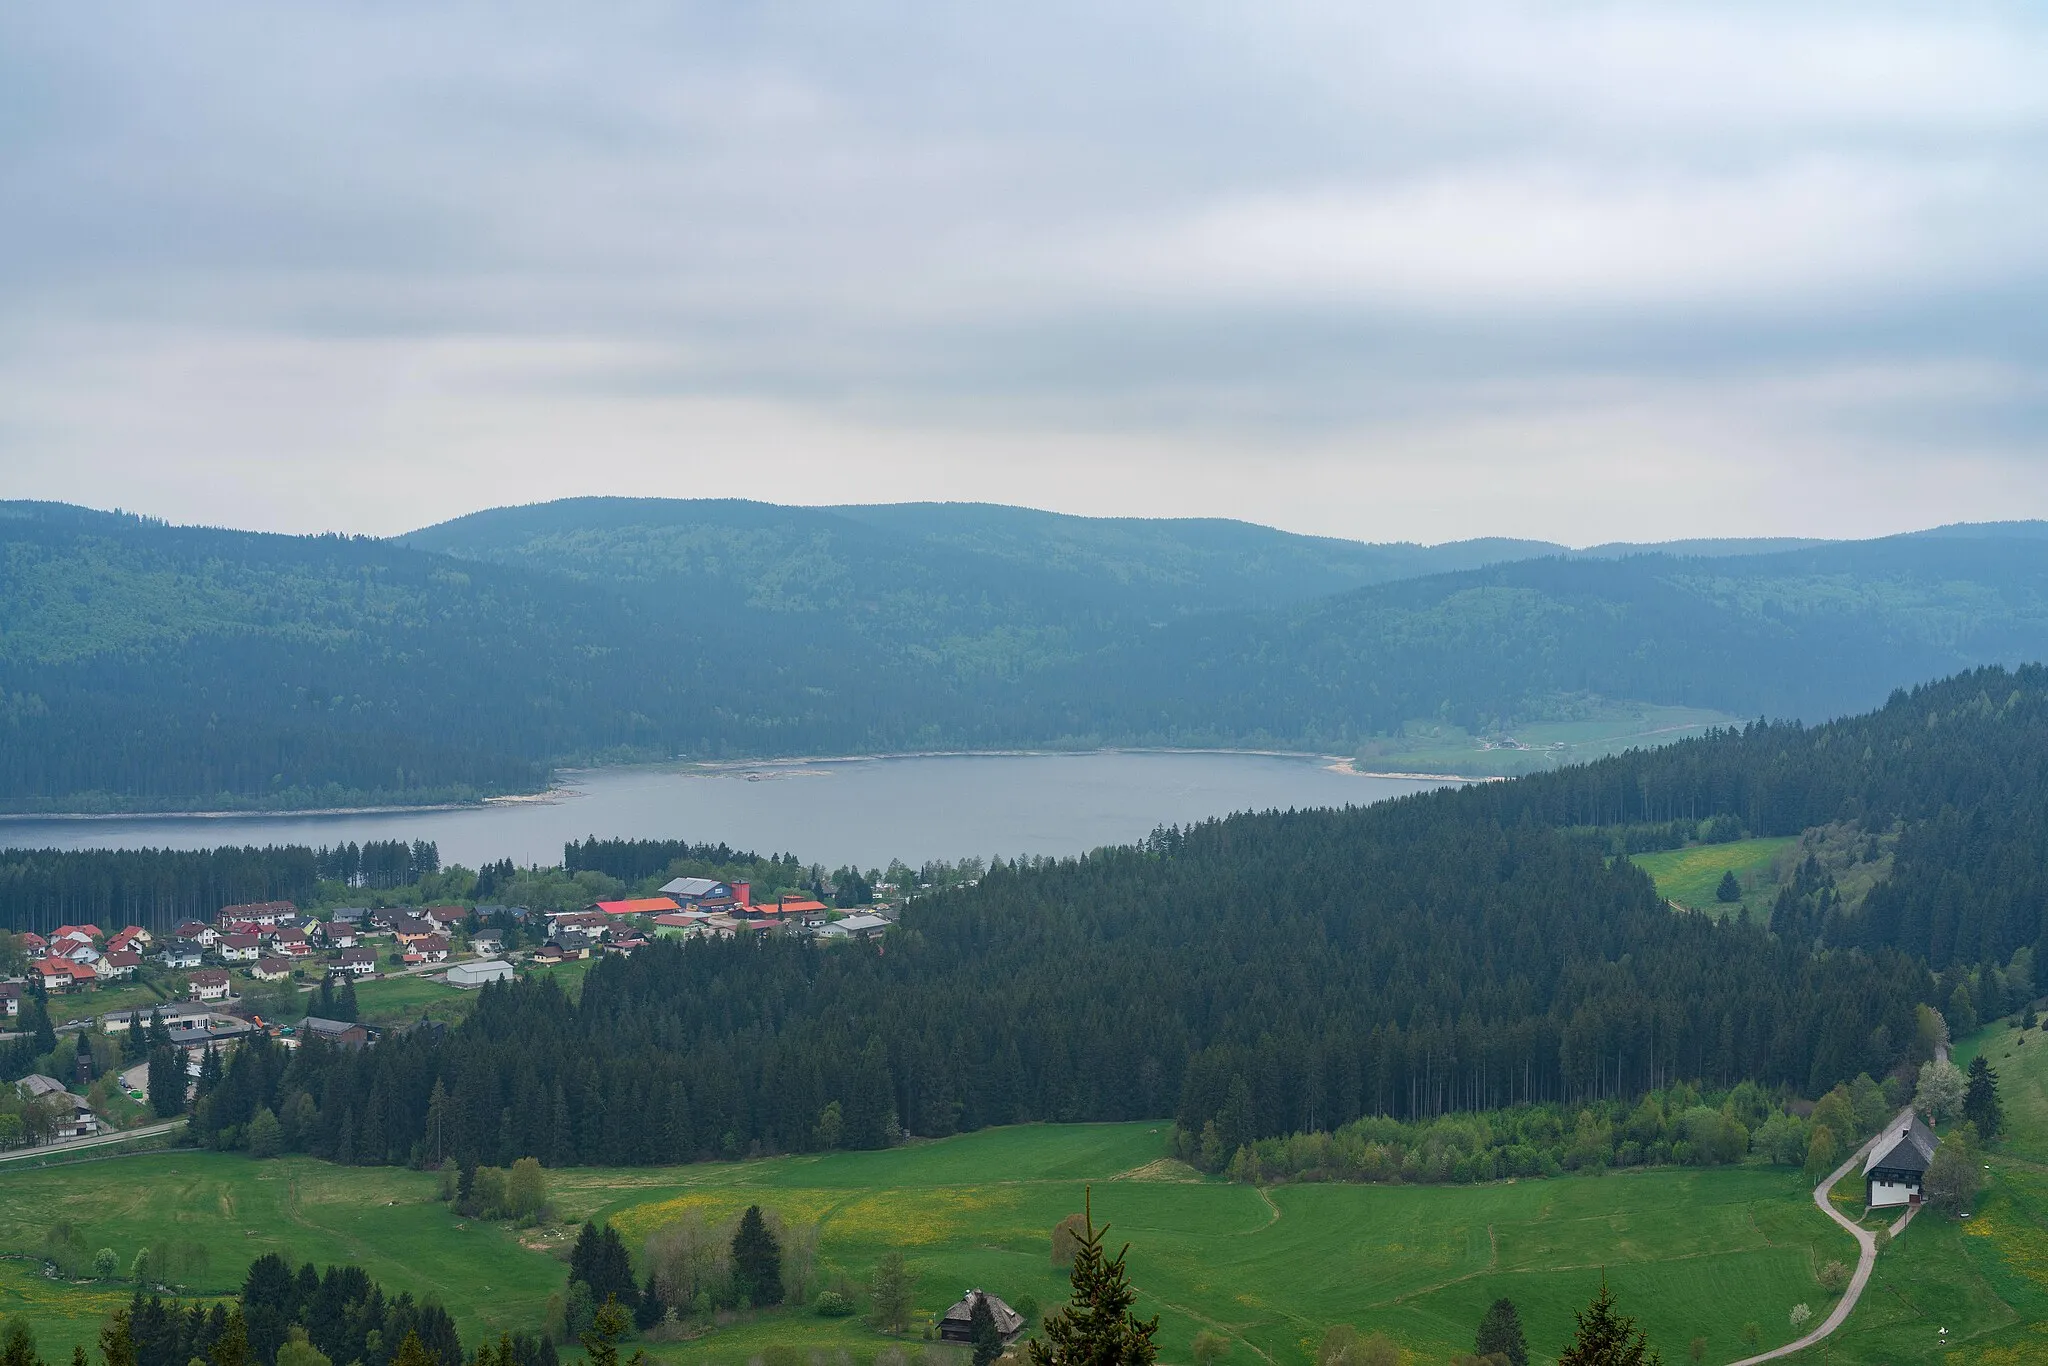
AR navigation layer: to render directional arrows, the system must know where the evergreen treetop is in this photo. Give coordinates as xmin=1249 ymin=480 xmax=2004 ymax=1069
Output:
xmin=1027 ymin=1189 xmax=1158 ymax=1366
xmin=1556 ymin=1280 xmax=1660 ymax=1366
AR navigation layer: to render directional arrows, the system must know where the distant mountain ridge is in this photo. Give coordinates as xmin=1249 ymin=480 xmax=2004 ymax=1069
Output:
xmin=2 ymin=497 xmax=2046 ymax=811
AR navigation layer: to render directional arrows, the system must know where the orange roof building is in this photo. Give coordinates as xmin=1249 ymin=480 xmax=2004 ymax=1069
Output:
xmin=595 ymin=897 xmax=682 ymax=916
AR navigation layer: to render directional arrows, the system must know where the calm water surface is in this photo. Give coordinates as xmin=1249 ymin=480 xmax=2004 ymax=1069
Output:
xmin=0 ymin=753 xmax=1452 ymax=869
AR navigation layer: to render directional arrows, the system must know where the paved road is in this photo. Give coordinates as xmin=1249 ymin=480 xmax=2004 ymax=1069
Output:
xmin=0 ymin=1118 xmax=183 ymax=1164
xmin=1722 ymin=1105 xmax=1919 ymax=1366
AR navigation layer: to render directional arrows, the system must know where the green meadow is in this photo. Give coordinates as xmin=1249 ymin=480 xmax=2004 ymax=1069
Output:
xmin=1786 ymin=1019 xmax=2048 ymax=1363
xmin=0 ymin=1124 xmax=1855 ymax=1366
xmin=1630 ymin=837 xmax=1795 ymax=918
xmin=12 ymin=1011 xmax=2048 ymax=1365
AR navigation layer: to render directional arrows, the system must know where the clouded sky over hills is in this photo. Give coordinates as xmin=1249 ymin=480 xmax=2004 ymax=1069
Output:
xmin=3 ymin=3 xmax=2045 ymax=543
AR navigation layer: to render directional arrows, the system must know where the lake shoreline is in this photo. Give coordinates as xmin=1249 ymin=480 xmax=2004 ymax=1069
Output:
xmin=0 ymin=747 xmax=1488 ymax=823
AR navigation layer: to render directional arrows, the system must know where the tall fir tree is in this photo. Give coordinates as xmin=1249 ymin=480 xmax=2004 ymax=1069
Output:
xmin=730 ymin=1206 xmax=783 ymax=1307
xmin=1964 ymin=1055 xmax=2004 ymax=1138
xmin=1475 ymin=1299 xmax=1529 ymax=1366
xmin=969 ymin=1294 xmax=1003 ymax=1366
xmin=1028 ymin=1189 xmax=1158 ymax=1366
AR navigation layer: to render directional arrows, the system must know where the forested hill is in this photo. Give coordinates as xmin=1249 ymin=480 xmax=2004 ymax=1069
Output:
xmin=5 ymin=498 xmax=2048 ymax=811
xmin=196 ymin=666 xmax=2048 ymax=1171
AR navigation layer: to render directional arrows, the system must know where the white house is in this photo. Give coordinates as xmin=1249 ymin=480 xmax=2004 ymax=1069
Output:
xmin=1865 ymin=1115 xmax=1937 ymax=1208
xmin=188 ymin=969 xmax=233 ymax=1002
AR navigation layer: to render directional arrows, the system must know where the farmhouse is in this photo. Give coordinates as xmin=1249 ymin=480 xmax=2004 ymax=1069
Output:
xmin=938 ymin=1292 xmax=1025 ymax=1349
xmin=16 ymin=1075 xmax=100 ymax=1141
xmin=1865 ymin=1114 xmax=1938 ymax=1207
xmin=448 ymin=958 xmax=514 ymax=988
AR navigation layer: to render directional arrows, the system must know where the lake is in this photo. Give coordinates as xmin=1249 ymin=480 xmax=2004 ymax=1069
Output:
xmin=0 ymin=752 xmax=1452 ymax=871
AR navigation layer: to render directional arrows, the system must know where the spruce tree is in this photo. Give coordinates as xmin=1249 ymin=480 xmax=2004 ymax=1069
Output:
xmin=1475 ymin=1299 xmax=1528 ymax=1366
xmin=970 ymin=1295 xmax=1002 ymax=1366
xmin=1964 ymin=1055 xmax=2003 ymax=1138
xmin=1715 ymin=871 xmax=1740 ymax=903
xmin=730 ymin=1206 xmax=783 ymax=1307
xmin=1556 ymin=1280 xmax=1660 ymax=1366
xmin=1027 ymin=1189 xmax=1158 ymax=1366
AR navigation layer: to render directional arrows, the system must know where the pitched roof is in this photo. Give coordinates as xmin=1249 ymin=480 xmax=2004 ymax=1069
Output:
xmin=762 ymin=899 xmax=829 ymax=916
xmin=596 ymin=897 xmax=682 ymax=916
xmin=1864 ymin=1114 xmax=1938 ymax=1177
xmin=940 ymin=1291 xmax=1025 ymax=1337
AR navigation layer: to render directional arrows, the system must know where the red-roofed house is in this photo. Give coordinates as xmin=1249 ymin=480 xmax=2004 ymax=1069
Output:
xmin=20 ymin=932 xmax=47 ymax=959
xmin=178 ymin=921 xmax=220 ymax=948
xmin=53 ymin=924 xmax=104 ymax=943
xmin=35 ymin=959 xmax=96 ymax=992
xmin=106 ymin=926 xmax=152 ymax=953
xmin=596 ymin=897 xmax=682 ymax=917
xmin=270 ymin=928 xmax=312 ymax=957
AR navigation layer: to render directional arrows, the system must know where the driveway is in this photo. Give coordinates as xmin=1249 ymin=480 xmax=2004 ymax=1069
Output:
xmin=1723 ymin=1105 xmax=1920 ymax=1365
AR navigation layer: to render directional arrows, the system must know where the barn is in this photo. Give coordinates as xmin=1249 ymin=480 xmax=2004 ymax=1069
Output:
xmin=938 ymin=1291 xmax=1026 ymax=1349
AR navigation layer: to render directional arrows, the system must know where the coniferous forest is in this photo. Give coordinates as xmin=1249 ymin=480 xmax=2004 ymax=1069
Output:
xmin=6 ymin=499 xmax=2048 ymax=810
xmin=177 ymin=665 xmax=2048 ymax=1170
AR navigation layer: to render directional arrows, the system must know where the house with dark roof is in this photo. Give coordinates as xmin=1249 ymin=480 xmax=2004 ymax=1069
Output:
xmin=1865 ymin=1114 xmax=1938 ymax=1208
xmin=938 ymin=1291 xmax=1025 ymax=1348
xmin=333 ymin=947 xmax=379 ymax=976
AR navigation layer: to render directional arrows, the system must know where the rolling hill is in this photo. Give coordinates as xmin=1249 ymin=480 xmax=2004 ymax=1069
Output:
xmin=4 ymin=498 xmax=2048 ymax=810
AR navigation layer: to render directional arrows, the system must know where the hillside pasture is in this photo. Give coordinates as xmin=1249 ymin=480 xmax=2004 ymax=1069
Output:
xmin=1631 ymin=837 xmax=1795 ymax=918
xmin=0 ymin=1124 xmax=1855 ymax=1366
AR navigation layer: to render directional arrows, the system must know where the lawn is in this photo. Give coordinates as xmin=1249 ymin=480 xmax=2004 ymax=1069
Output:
xmin=1630 ymin=837 xmax=1795 ymax=919
xmin=45 ymin=979 xmax=177 ymax=1027
xmin=0 ymin=1125 xmax=1855 ymax=1366
xmin=1360 ymin=702 xmax=1740 ymax=778
xmin=1781 ymin=1017 xmax=2048 ymax=1363
xmin=349 ymin=958 xmax=593 ymax=1027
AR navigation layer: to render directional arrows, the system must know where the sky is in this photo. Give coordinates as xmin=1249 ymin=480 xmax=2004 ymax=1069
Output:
xmin=3 ymin=2 xmax=2047 ymax=546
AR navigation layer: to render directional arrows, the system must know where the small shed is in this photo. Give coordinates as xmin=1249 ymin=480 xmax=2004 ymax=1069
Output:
xmin=938 ymin=1291 xmax=1025 ymax=1348
xmin=1864 ymin=1114 xmax=1937 ymax=1208
xmin=448 ymin=959 xmax=515 ymax=989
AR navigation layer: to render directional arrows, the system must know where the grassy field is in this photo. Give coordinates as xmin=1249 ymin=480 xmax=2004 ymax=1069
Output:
xmin=347 ymin=958 xmax=593 ymax=1028
xmin=0 ymin=1124 xmax=1855 ymax=1366
xmin=1781 ymin=1018 xmax=2048 ymax=1363
xmin=1358 ymin=701 xmax=1740 ymax=778
xmin=1630 ymin=837 xmax=1796 ymax=919
xmin=45 ymin=979 xmax=177 ymax=1027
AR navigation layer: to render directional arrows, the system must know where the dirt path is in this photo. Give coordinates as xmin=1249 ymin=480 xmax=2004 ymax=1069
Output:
xmin=1722 ymin=1106 xmax=1916 ymax=1366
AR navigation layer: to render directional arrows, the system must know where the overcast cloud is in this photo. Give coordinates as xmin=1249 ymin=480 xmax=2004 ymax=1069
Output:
xmin=2 ymin=2 xmax=2046 ymax=543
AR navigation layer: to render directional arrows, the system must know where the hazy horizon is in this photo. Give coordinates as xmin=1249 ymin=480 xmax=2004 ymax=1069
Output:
xmin=4 ymin=5 xmax=2046 ymax=543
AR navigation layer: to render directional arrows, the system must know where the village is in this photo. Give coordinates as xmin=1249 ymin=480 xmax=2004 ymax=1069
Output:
xmin=2 ymin=878 xmax=897 ymax=1153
